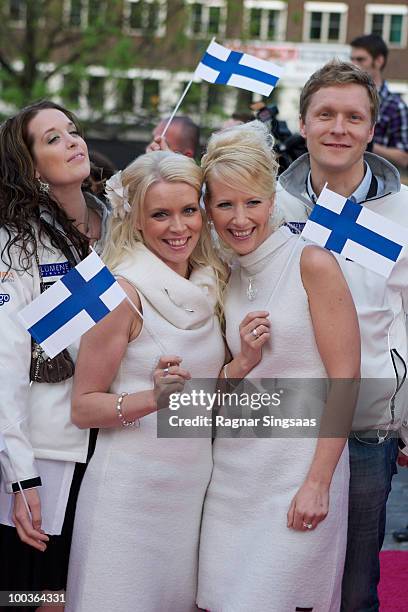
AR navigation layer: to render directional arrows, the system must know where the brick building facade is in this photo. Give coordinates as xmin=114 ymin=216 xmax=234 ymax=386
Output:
xmin=2 ymin=1 xmax=407 ymax=136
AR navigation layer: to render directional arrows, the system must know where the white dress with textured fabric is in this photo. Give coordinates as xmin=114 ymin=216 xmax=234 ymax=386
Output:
xmin=197 ymin=227 xmax=350 ymax=612
xmin=66 ymin=245 xmax=225 ymax=612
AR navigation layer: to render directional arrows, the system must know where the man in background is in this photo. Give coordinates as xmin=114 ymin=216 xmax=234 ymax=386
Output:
xmin=351 ymin=33 xmax=408 ymax=169
xmin=146 ymin=115 xmax=200 ymax=158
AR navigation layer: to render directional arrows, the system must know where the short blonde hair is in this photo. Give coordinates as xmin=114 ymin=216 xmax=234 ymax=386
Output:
xmin=201 ymin=120 xmax=279 ymax=199
xmin=102 ymin=150 xmax=227 ymax=305
xmin=300 ymin=60 xmax=379 ymax=125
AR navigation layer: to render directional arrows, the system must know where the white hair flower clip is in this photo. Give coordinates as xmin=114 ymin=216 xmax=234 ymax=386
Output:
xmin=105 ymin=171 xmax=131 ymax=219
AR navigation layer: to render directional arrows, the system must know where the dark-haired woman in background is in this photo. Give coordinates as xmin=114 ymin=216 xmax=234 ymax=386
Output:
xmin=0 ymin=101 xmax=108 ymax=607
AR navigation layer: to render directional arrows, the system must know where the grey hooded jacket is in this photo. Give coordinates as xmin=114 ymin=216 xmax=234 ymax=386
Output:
xmin=276 ymin=152 xmax=408 ymax=450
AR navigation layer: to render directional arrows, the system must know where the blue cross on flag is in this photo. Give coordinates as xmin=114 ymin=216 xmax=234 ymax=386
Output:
xmin=301 ymin=186 xmax=408 ymax=278
xmin=195 ymin=40 xmax=283 ymax=97
xmin=18 ymin=250 xmax=127 ymax=358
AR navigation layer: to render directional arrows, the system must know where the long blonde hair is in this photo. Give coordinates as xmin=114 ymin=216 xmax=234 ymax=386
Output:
xmin=102 ymin=150 xmax=227 ymax=308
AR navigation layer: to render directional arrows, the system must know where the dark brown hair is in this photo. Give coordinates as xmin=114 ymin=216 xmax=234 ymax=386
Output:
xmin=0 ymin=100 xmax=89 ymax=270
xmin=351 ymin=34 xmax=388 ymax=68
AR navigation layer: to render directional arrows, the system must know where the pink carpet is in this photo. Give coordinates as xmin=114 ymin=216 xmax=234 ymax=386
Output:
xmin=378 ymin=550 xmax=408 ymax=611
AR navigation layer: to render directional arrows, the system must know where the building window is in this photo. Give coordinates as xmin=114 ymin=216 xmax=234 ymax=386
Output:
xmin=88 ymin=0 xmax=102 ymax=23
xmin=9 ymin=0 xmax=25 ymax=24
xmin=117 ymin=79 xmax=136 ymax=112
xmin=124 ymin=0 xmax=167 ymax=36
xmin=141 ymin=79 xmax=160 ymax=111
xmin=327 ymin=12 xmax=341 ymax=41
xmin=65 ymin=0 xmax=107 ymax=27
xmin=187 ymin=1 xmax=226 ymax=37
xmin=115 ymin=77 xmax=160 ymax=114
xmin=67 ymin=0 xmax=82 ymax=26
xmin=365 ymin=4 xmax=408 ymax=47
xmin=304 ymin=2 xmax=348 ymax=43
xmin=87 ymin=76 xmax=105 ymax=111
xmin=244 ymin=0 xmax=287 ymax=41
xmin=208 ymin=6 xmax=221 ymax=34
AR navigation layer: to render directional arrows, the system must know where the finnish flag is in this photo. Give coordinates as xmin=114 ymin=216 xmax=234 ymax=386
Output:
xmin=18 ymin=250 xmax=127 ymax=358
xmin=195 ymin=40 xmax=283 ymax=97
xmin=301 ymin=186 xmax=408 ymax=278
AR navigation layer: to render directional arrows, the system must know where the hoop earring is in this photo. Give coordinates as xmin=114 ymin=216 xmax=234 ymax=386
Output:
xmin=37 ymin=179 xmax=50 ymax=194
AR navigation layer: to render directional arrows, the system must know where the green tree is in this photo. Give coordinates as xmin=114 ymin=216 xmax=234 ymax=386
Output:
xmin=0 ymin=0 xmax=184 ymax=125
xmin=0 ymin=1 xmax=117 ymax=107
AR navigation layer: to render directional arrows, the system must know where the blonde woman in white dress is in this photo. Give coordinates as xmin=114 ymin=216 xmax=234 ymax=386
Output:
xmin=196 ymin=122 xmax=361 ymax=612
xmin=65 ymin=151 xmax=228 ymax=612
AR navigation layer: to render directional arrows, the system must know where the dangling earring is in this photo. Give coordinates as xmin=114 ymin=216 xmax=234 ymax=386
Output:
xmin=37 ymin=178 xmax=50 ymax=194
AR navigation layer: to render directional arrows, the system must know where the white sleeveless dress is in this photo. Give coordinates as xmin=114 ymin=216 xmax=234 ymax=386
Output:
xmin=197 ymin=227 xmax=350 ymax=612
xmin=66 ymin=245 xmax=225 ymax=612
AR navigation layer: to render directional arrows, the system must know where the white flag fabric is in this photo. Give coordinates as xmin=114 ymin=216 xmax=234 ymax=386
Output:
xmin=0 ymin=432 xmax=6 ymax=453
xmin=195 ymin=40 xmax=283 ymax=97
xmin=18 ymin=250 xmax=127 ymax=358
xmin=301 ymin=186 xmax=408 ymax=278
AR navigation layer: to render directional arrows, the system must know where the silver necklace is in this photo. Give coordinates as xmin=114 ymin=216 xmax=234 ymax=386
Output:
xmin=246 ymin=277 xmax=257 ymax=301
xmin=164 ymin=288 xmax=194 ymax=312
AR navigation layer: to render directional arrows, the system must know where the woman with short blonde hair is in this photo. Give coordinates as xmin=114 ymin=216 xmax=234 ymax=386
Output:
xmin=197 ymin=121 xmax=360 ymax=612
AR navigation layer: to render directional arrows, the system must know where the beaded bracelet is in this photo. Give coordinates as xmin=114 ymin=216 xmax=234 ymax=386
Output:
xmin=116 ymin=392 xmax=139 ymax=428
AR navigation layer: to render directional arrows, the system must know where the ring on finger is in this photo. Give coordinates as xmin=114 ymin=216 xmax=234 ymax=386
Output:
xmin=163 ymin=367 xmax=170 ymax=376
xmin=251 ymin=327 xmax=259 ymax=338
xmin=302 ymin=521 xmax=313 ymax=530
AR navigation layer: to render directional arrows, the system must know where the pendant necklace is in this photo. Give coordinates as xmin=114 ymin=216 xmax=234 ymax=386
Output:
xmin=164 ymin=288 xmax=194 ymax=312
xmin=246 ymin=277 xmax=257 ymax=301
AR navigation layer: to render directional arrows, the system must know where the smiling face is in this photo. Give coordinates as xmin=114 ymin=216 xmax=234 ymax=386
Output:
xmin=27 ymin=108 xmax=90 ymax=189
xmin=300 ymin=84 xmax=374 ymax=179
xmin=207 ymin=179 xmax=273 ymax=256
xmin=138 ymin=180 xmax=202 ymax=276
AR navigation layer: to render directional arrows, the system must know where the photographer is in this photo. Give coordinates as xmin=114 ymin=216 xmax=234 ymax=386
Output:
xmin=252 ymin=101 xmax=308 ymax=174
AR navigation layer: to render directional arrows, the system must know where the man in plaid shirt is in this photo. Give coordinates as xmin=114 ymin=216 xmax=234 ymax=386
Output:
xmin=351 ymin=34 xmax=408 ymax=170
